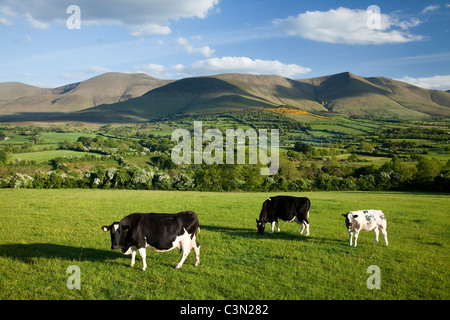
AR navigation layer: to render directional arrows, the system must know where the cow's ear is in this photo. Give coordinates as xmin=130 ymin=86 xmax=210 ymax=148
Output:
xmin=101 ymin=225 xmax=110 ymax=232
xmin=342 ymin=214 xmax=346 ymax=217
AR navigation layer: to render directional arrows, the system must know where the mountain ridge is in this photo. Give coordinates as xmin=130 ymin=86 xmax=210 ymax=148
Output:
xmin=0 ymin=71 xmax=449 ymax=122
xmin=0 ymin=72 xmax=172 ymax=119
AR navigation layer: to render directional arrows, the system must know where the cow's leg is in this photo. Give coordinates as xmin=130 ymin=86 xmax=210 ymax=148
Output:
xmin=373 ymin=227 xmax=379 ymax=245
xmin=299 ymin=219 xmax=310 ymax=236
xmin=123 ymin=246 xmax=137 ymax=268
xmin=348 ymin=231 xmax=353 ymax=246
xmin=175 ymin=232 xmax=193 ymax=269
xmin=270 ymin=221 xmax=280 ymax=233
xmin=138 ymin=247 xmax=147 ymax=271
xmin=193 ymin=237 xmax=200 ymax=267
xmin=176 ymin=247 xmax=190 ymax=269
xmin=130 ymin=248 xmax=136 ymax=268
xmin=353 ymin=230 xmax=360 ymax=247
xmin=380 ymin=228 xmax=388 ymax=246
xmin=300 ymin=222 xmax=305 ymax=234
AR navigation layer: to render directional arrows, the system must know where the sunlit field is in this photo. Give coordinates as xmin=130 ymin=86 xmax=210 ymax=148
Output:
xmin=0 ymin=189 xmax=448 ymax=300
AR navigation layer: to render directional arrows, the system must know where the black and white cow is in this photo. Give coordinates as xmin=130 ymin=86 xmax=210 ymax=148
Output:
xmin=256 ymin=196 xmax=311 ymax=236
xmin=102 ymin=211 xmax=200 ymax=270
xmin=342 ymin=209 xmax=388 ymax=247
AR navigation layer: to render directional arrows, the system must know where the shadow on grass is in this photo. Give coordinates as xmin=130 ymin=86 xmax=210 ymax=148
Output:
xmin=200 ymin=224 xmax=310 ymax=242
xmin=0 ymin=243 xmax=119 ymax=264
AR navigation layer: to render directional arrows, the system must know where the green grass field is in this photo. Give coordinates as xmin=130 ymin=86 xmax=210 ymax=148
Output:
xmin=0 ymin=189 xmax=448 ymax=300
xmin=10 ymin=150 xmax=101 ymax=163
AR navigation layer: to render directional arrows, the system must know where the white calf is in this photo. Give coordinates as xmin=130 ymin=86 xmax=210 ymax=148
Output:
xmin=342 ymin=209 xmax=388 ymax=247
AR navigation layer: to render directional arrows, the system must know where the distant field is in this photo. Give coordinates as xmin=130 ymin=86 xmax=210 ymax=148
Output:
xmin=40 ymin=132 xmax=99 ymax=144
xmin=10 ymin=150 xmax=101 ymax=163
xmin=0 ymin=132 xmax=98 ymax=145
xmin=0 ymin=189 xmax=448 ymax=300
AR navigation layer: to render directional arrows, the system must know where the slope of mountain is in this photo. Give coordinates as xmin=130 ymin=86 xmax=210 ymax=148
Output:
xmin=0 ymin=73 xmax=171 ymax=120
xmin=75 ymin=72 xmax=449 ymax=121
xmin=0 ymin=71 xmax=449 ymax=122
xmin=296 ymin=72 xmax=450 ymax=118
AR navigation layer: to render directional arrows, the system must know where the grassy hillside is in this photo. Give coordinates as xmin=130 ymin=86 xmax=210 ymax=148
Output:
xmin=74 ymin=72 xmax=450 ymax=122
xmin=0 ymin=72 xmax=449 ymax=122
xmin=0 ymin=73 xmax=171 ymax=120
xmin=0 ymin=189 xmax=448 ymax=300
xmin=298 ymin=72 xmax=450 ymax=118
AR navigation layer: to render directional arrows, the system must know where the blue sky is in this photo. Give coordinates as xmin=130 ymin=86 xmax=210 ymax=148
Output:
xmin=1 ymin=0 xmax=449 ymax=90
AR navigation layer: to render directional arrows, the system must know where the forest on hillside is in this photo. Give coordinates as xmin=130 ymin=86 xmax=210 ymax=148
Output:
xmin=1 ymin=111 xmax=449 ymax=192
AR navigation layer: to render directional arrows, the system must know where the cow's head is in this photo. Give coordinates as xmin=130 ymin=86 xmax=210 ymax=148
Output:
xmin=256 ymin=219 xmax=265 ymax=235
xmin=101 ymin=222 xmax=123 ymax=250
xmin=342 ymin=212 xmax=358 ymax=230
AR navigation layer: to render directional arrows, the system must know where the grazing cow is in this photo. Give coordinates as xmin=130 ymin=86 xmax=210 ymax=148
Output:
xmin=256 ymin=196 xmax=311 ymax=236
xmin=342 ymin=210 xmax=388 ymax=247
xmin=102 ymin=211 xmax=200 ymax=270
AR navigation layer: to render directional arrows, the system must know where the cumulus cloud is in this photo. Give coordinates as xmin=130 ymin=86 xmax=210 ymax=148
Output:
xmin=396 ymin=75 xmax=450 ymax=90
xmin=173 ymin=56 xmax=311 ymax=78
xmin=422 ymin=5 xmax=440 ymax=14
xmin=59 ymin=66 xmax=111 ymax=82
xmin=84 ymin=66 xmax=111 ymax=74
xmin=24 ymin=12 xmax=49 ymax=29
xmin=0 ymin=17 xmax=13 ymax=25
xmin=0 ymin=6 xmax=15 ymax=25
xmin=134 ymin=63 xmax=171 ymax=79
xmin=0 ymin=0 xmax=219 ymax=34
xmin=273 ymin=7 xmax=424 ymax=45
xmin=130 ymin=24 xmax=172 ymax=37
xmin=177 ymin=37 xmax=215 ymax=57
xmin=1 ymin=5 xmax=50 ymax=29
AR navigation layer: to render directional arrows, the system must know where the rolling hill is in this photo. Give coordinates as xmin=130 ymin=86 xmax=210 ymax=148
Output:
xmin=0 ymin=71 xmax=449 ymax=122
xmin=0 ymin=72 xmax=171 ymax=121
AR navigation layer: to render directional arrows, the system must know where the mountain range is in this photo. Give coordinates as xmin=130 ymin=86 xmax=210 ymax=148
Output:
xmin=0 ymin=71 xmax=449 ymax=122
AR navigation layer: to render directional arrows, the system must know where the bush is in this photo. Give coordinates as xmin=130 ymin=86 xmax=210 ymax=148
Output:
xmin=294 ymin=141 xmax=312 ymax=154
xmin=3 ymin=173 xmax=34 ymax=189
xmin=130 ymin=167 xmax=154 ymax=189
xmin=153 ymin=172 xmax=172 ymax=190
xmin=288 ymin=178 xmax=312 ymax=191
xmin=172 ymin=173 xmax=195 ymax=191
xmin=114 ymin=169 xmax=131 ymax=189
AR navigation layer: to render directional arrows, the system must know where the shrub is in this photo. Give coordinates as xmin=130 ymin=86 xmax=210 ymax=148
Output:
xmin=172 ymin=173 xmax=195 ymax=191
xmin=153 ymin=172 xmax=172 ymax=190
xmin=130 ymin=167 xmax=154 ymax=189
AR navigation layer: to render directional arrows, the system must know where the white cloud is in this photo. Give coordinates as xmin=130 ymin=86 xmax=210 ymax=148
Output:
xmin=84 ymin=66 xmax=111 ymax=74
xmin=177 ymin=37 xmax=215 ymax=57
xmin=173 ymin=56 xmax=311 ymax=78
xmin=21 ymin=72 xmax=36 ymax=77
xmin=273 ymin=7 xmax=424 ymax=45
xmin=0 ymin=6 xmax=18 ymax=17
xmin=396 ymin=75 xmax=450 ymax=90
xmin=1 ymin=0 xmax=219 ymax=35
xmin=24 ymin=13 xmax=49 ymax=29
xmin=130 ymin=23 xmax=172 ymax=38
xmin=59 ymin=66 xmax=111 ymax=82
xmin=0 ymin=17 xmax=13 ymax=25
xmin=422 ymin=5 xmax=440 ymax=13
xmin=134 ymin=63 xmax=171 ymax=79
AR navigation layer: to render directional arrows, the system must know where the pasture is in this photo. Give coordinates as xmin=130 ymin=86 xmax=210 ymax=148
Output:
xmin=0 ymin=189 xmax=448 ymax=300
